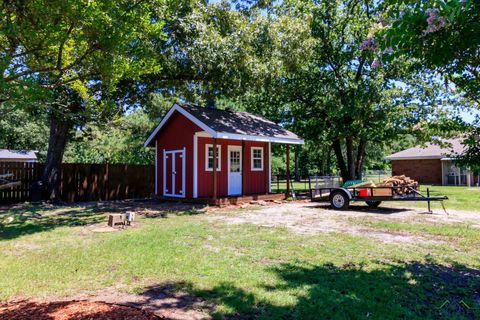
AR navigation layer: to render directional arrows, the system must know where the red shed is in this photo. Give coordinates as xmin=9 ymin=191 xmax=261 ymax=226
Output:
xmin=144 ymin=103 xmax=304 ymax=204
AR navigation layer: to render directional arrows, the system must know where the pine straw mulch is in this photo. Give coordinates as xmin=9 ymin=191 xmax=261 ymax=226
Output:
xmin=0 ymin=300 xmax=160 ymax=320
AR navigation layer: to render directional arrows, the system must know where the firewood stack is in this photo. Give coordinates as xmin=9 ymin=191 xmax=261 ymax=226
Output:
xmin=377 ymin=175 xmax=418 ymax=195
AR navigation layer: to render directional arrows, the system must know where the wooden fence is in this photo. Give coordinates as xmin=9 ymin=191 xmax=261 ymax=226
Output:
xmin=0 ymin=162 xmax=154 ymax=204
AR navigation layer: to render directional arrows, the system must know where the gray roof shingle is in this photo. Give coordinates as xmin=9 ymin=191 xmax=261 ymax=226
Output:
xmin=386 ymin=138 xmax=465 ymax=160
xmin=0 ymin=149 xmax=37 ymax=161
xmin=145 ymin=103 xmax=303 ymax=146
xmin=179 ymin=104 xmax=301 ymax=141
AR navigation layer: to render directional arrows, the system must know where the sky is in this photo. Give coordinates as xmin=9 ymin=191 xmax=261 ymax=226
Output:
xmin=459 ymin=108 xmax=480 ymax=123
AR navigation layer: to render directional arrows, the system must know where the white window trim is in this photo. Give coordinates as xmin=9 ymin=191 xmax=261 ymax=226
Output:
xmin=251 ymin=147 xmax=264 ymax=171
xmin=205 ymin=144 xmax=221 ymax=171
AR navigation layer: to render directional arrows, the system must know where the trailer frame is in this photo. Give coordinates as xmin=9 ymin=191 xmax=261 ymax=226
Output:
xmin=311 ymin=186 xmax=448 ymax=213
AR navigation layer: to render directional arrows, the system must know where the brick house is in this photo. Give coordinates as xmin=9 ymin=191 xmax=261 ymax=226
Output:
xmin=386 ymin=138 xmax=477 ymax=186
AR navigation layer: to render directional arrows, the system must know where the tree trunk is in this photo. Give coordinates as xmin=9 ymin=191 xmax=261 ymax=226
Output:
xmin=41 ymin=115 xmax=71 ymax=201
xmin=345 ymin=137 xmax=355 ymax=180
xmin=355 ymin=139 xmax=367 ymax=180
xmin=332 ymin=139 xmax=349 ymax=182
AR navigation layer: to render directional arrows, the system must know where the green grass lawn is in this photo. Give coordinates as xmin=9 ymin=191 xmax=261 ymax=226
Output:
xmin=1 ymin=202 xmax=480 ymax=319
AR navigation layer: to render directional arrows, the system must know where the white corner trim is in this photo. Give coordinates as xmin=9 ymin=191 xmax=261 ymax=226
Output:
xmin=193 ymin=135 xmax=198 ymax=198
xmin=182 ymin=147 xmax=186 ymax=198
xmin=163 ymin=149 xmax=166 ymax=196
xmin=155 ymin=140 xmax=158 ymax=195
xmin=205 ymin=144 xmax=221 ymax=172
xmin=144 ymin=104 xmax=216 ymax=147
xmin=251 ymin=146 xmax=264 ymax=171
xmin=268 ymin=142 xmax=272 ymax=192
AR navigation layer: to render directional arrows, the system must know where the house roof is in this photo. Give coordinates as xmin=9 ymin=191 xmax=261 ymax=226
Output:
xmin=385 ymin=138 xmax=465 ymax=160
xmin=144 ymin=103 xmax=304 ymax=147
xmin=0 ymin=149 xmax=37 ymax=161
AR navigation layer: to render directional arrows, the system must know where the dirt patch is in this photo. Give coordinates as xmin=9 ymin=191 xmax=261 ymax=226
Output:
xmin=68 ymin=284 xmax=212 ymax=320
xmin=0 ymin=300 xmax=159 ymax=320
xmin=209 ymin=201 xmax=480 ymax=244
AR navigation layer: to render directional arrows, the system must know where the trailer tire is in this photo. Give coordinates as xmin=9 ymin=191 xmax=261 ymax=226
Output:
xmin=366 ymin=201 xmax=381 ymax=208
xmin=330 ymin=190 xmax=350 ymax=210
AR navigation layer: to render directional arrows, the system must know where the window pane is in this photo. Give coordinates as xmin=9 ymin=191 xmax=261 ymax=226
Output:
xmin=207 ymin=146 xmax=220 ymax=170
xmin=253 ymin=159 xmax=262 ymax=169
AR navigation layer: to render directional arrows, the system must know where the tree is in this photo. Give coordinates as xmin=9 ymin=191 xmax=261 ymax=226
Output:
xmin=378 ymin=0 xmax=480 ymax=172
xmin=240 ymin=0 xmax=448 ymax=182
xmin=63 ymin=110 xmax=155 ymax=165
xmin=1 ymin=0 xmax=166 ymax=199
xmin=379 ymin=0 xmax=480 ymax=104
xmin=0 ymin=104 xmax=49 ymax=159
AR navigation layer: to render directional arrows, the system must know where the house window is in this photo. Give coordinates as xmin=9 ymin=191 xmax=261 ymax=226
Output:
xmin=206 ymin=144 xmax=221 ymax=171
xmin=251 ymin=147 xmax=264 ymax=171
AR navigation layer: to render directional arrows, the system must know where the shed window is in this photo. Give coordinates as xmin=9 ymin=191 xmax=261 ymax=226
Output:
xmin=206 ymin=144 xmax=221 ymax=171
xmin=251 ymin=147 xmax=264 ymax=171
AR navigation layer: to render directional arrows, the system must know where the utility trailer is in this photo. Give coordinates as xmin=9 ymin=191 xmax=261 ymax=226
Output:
xmin=310 ymin=186 xmax=448 ymax=213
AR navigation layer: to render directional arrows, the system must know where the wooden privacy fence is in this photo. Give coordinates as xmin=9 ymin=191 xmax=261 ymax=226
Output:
xmin=0 ymin=162 xmax=154 ymax=204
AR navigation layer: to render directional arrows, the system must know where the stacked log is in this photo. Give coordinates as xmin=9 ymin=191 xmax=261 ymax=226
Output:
xmin=377 ymin=175 xmax=418 ymax=195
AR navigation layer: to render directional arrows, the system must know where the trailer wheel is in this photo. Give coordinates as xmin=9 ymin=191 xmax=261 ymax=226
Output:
xmin=330 ymin=190 xmax=350 ymax=210
xmin=366 ymin=201 xmax=381 ymax=208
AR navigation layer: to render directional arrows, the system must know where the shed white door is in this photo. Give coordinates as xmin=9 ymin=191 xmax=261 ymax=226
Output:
xmin=163 ymin=148 xmax=186 ymax=198
xmin=228 ymin=146 xmax=242 ymax=196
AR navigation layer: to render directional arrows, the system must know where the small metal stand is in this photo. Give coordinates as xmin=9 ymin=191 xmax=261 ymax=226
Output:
xmin=427 ymin=188 xmax=432 ymax=214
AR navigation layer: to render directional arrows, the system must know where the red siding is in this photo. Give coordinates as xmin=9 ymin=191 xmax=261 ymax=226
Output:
xmin=392 ymin=159 xmax=442 ymax=184
xmin=197 ymin=137 xmax=269 ymax=198
xmin=154 ymin=111 xmax=271 ymax=199
xmin=155 ymin=111 xmax=202 ymax=198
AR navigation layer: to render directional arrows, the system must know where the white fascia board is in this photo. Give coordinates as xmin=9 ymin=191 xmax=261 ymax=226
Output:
xmin=144 ymin=104 xmax=216 ymax=147
xmin=385 ymin=156 xmax=442 ymax=161
xmin=215 ymin=132 xmax=304 ymax=145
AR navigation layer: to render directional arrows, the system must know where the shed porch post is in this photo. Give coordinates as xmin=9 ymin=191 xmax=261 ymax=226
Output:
xmin=241 ymin=140 xmax=245 ymax=196
xmin=286 ymin=144 xmax=290 ymax=197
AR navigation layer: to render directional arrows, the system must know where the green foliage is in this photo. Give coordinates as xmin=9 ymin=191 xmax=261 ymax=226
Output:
xmin=380 ymin=0 xmax=480 ymax=104
xmin=63 ymin=110 xmax=155 ymax=165
xmin=240 ymin=0 xmax=449 ymax=180
xmin=0 ymin=106 xmax=49 ymax=159
xmin=379 ymin=0 xmax=480 ymax=173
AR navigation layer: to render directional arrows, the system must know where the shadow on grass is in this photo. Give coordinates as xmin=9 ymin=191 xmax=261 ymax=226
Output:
xmin=0 ymin=205 xmax=106 ymax=240
xmin=0 ymin=200 xmax=208 ymax=240
xmin=136 ymin=260 xmax=480 ymax=320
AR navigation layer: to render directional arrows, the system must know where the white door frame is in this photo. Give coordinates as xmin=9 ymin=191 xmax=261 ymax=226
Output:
xmin=227 ymin=145 xmax=242 ymax=196
xmin=163 ymin=148 xmax=186 ymax=198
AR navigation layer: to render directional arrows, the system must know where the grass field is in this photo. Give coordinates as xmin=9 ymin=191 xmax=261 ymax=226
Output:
xmin=1 ymin=200 xmax=479 ymax=319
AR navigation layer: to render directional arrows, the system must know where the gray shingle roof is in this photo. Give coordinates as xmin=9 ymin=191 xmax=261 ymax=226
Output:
xmin=145 ymin=103 xmax=303 ymax=146
xmin=386 ymin=138 xmax=465 ymax=160
xmin=179 ymin=104 xmax=301 ymax=141
xmin=0 ymin=149 xmax=37 ymax=161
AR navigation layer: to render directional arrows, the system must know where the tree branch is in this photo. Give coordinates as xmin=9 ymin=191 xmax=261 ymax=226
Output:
xmin=57 ymin=24 xmax=75 ymax=70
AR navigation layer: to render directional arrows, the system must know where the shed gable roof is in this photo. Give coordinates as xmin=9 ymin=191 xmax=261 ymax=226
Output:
xmin=144 ymin=103 xmax=304 ymax=147
xmin=385 ymin=138 xmax=465 ymax=160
